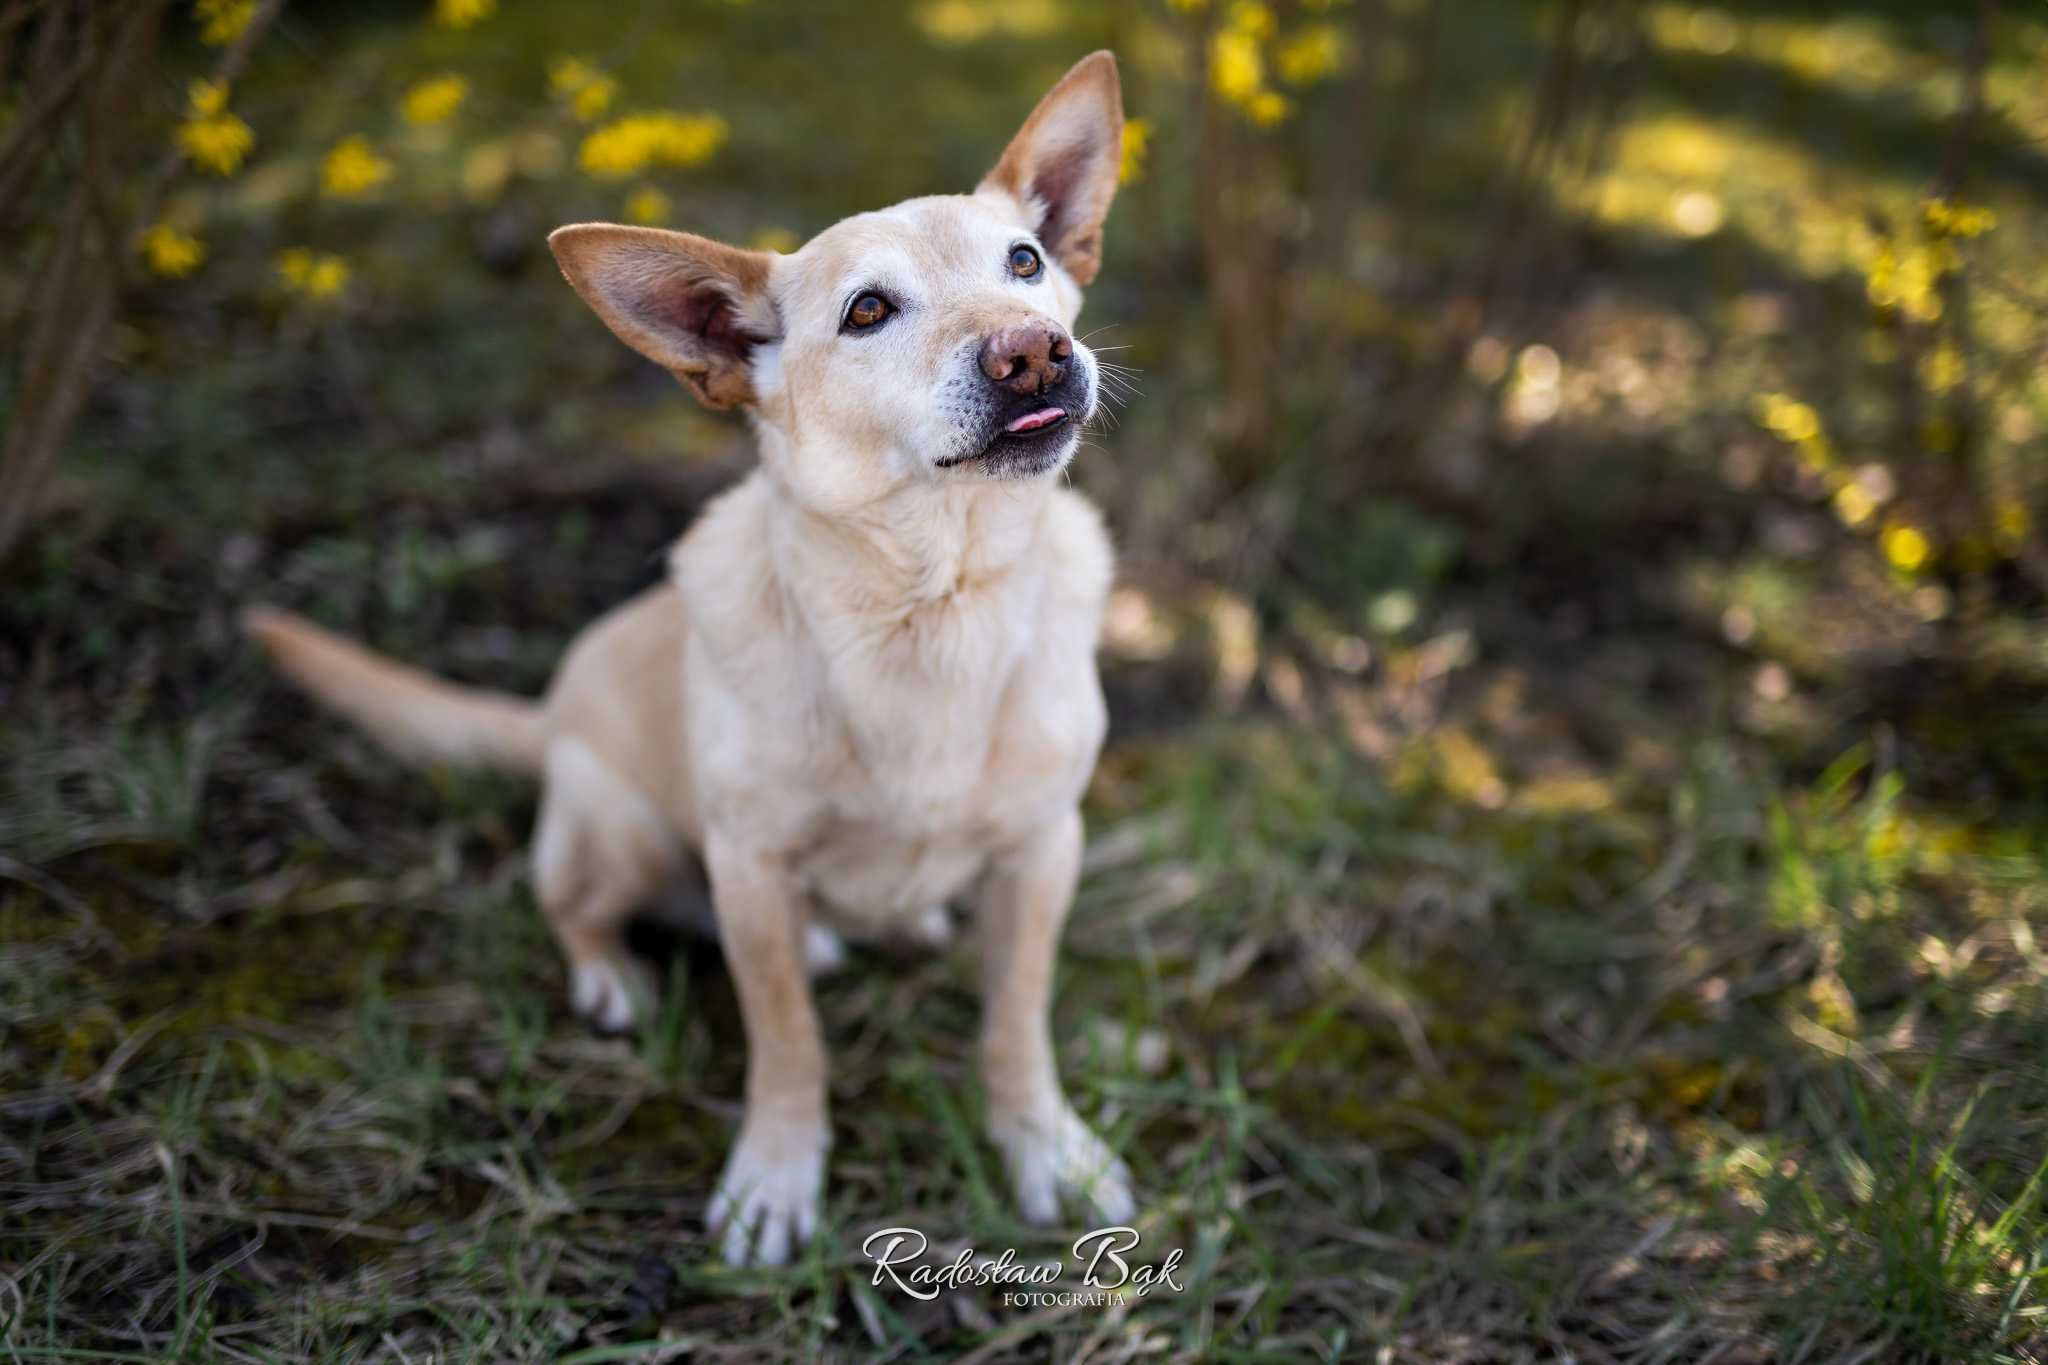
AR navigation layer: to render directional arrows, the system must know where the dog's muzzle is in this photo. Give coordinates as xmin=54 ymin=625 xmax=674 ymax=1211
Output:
xmin=939 ymin=346 xmax=1094 ymax=477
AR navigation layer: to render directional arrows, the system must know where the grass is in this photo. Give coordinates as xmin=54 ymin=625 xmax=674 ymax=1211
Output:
xmin=7 ymin=0 xmax=2048 ymax=1359
xmin=7 ymin=628 xmax=2045 ymax=1358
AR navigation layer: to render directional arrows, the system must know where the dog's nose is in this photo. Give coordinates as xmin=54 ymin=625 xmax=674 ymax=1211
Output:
xmin=979 ymin=321 xmax=1072 ymax=396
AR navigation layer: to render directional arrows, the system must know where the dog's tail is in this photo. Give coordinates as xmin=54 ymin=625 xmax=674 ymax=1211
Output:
xmin=242 ymin=606 xmax=546 ymax=777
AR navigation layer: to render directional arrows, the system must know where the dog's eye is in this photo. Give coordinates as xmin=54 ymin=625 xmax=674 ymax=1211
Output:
xmin=843 ymin=292 xmax=893 ymax=331
xmin=1008 ymin=244 xmax=1042 ymax=279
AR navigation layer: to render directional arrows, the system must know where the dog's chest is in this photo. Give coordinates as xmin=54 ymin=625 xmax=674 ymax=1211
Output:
xmin=677 ymin=476 xmax=1112 ymax=932
xmin=792 ymin=618 xmax=1098 ymax=932
xmin=794 ymin=826 xmax=986 ymax=935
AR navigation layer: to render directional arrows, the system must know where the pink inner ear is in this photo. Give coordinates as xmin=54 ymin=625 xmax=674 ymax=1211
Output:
xmin=643 ymin=275 xmax=762 ymax=360
xmin=1027 ymin=129 xmax=1116 ymax=264
xmin=1031 ymin=139 xmax=1093 ymax=249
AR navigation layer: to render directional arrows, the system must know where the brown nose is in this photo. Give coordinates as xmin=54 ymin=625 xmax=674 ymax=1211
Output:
xmin=979 ymin=321 xmax=1073 ymax=396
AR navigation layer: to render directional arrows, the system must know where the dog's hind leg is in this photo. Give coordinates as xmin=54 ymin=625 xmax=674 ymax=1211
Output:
xmin=533 ymin=736 xmax=675 ymax=1032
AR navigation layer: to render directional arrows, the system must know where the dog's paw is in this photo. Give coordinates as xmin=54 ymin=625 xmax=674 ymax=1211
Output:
xmin=803 ymin=922 xmax=849 ymax=978
xmin=989 ymin=1102 xmax=1134 ymax=1227
xmin=569 ymin=956 xmax=654 ymax=1033
xmin=707 ymin=1120 xmax=828 ymax=1266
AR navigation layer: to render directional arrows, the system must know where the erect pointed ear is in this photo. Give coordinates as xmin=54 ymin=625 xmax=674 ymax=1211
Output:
xmin=979 ymin=50 xmax=1123 ymax=287
xmin=547 ymin=224 xmax=779 ymax=410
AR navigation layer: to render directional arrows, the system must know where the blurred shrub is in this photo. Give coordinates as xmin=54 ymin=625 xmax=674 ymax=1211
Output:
xmin=0 ymin=0 xmax=739 ymax=560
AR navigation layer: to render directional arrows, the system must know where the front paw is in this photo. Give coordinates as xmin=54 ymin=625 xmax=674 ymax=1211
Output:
xmin=706 ymin=1119 xmax=828 ymax=1266
xmin=989 ymin=1102 xmax=1134 ymax=1227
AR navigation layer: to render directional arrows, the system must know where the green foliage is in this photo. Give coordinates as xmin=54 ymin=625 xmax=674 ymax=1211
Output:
xmin=1756 ymin=1072 xmax=2048 ymax=1359
xmin=1766 ymin=744 xmax=1911 ymax=932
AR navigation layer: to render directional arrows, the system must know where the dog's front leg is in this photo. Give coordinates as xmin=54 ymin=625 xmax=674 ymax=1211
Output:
xmin=703 ymin=832 xmax=829 ymax=1266
xmin=979 ymin=809 xmax=1134 ymax=1226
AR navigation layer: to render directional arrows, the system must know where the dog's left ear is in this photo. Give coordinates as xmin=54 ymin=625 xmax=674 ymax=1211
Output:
xmin=548 ymin=224 xmax=779 ymax=410
xmin=980 ymin=50 xmax=1124 ymax=287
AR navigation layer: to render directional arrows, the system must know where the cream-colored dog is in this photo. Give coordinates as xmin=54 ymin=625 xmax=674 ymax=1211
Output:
xmin=246 ymin=53 xmax=1132 ymax=1266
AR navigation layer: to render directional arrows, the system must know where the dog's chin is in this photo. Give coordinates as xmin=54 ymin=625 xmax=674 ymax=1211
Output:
xmin=971 ymin=421 xmax=1080 ymax=478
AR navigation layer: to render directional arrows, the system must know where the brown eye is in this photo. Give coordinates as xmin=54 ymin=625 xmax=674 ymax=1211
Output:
xmin=844 ymin=292 xmax=892 ymax=330
xmin=1008 ymin=244 xmax=1042 ymax=279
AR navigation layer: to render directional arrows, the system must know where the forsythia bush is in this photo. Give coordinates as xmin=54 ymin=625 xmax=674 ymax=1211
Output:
xmin=142 ymin=0 xmax=733 ymax=305
xmin=1170 ymin=0 xmax=1347 ymax=127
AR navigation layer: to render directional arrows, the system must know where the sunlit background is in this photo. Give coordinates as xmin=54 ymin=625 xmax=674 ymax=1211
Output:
xmin=5 ymin=0 xmax=2047 ymax=1359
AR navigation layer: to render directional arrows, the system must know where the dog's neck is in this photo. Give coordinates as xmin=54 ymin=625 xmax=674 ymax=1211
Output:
xmin=771 ymin=475 xmax=1056 ymax=619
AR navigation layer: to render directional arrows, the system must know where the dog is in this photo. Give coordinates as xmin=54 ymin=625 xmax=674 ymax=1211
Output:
xmin=246 ymin=51 xmax=1132 ymax=1266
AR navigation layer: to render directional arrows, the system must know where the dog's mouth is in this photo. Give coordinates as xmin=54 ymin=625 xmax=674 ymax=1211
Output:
xmin=962 ymin=402 xmax=1079 ymax=476
xmin=1003 ymin=406 xmax=1069 ymax=436
xmin=935 ymin=402 xmax=1082 ymax=473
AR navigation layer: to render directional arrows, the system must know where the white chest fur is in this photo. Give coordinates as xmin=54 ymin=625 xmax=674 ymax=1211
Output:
xmin=672 ymin=473 xmax=1112 ymax=931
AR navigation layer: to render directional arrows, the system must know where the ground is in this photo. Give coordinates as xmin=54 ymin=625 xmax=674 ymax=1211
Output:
xmin=3 ymin=1 xmax=2047 ymax=1361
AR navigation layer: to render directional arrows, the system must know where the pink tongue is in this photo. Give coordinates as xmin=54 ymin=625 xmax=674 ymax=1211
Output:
xmin=1006 ymin=407 xmax=1066 ymax=434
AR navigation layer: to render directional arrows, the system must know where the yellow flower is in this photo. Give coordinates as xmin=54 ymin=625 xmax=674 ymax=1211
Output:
xmin=321 ymin=135 xmax=393 ymax=198
xmin=1275 ymin=23 xmax=1342 ymax=85
xmin=1119 ymin=116 xmax=1151 ymax=185
xmin=1831 ymin=480 xmax=1875 ymax=528
xmin=578 ymin=111 xmax=728 ymax=180
xmin=1882 ymin=524 xmax=1931 ymax=573
xmin=141 ymin=223 xmax=205 ymax=277
xmin=177 ymin=80 xmax=252 ymax=175
xmin=1209 ymin=29 xmax=1264 ymax=104
xmin=434 ymin=0 xmax=494 ymax=29
xmin=1921 ymin=198 xmax=1995 ymax=240
xmin=1246 ymin=89 xmax=1293 ymax=126
xmin=1992 ymin=498 xmax=2031 ymax=549
xmin=915 ymin=0 xmax=1062 ymax=42
xmin=751 ymin=226 xmax=801 ymax=253
xmin=1865 ymin=240 xmax=1948 ymax=322
xmin=461 ymin=141 xmax=514 ymax=199
xmin=304 ymin=256 xmax=349 ymax=298
xmin=624 ymin=186 xmax=670 ymax=225
xmin=549 ymin=57 xmax=617 ymax=121
xmin=1920 ymin=344 xmax=1963 ymax=393
xmin=277 ymin=247 xmax=349 ymax=299
xmin=549 ymin=56 xmax=598 ymax=95
xmin=401 ymin=74 xmax=468 ymax=126
xmin=178 ymin=114 xmax=253 ymax=174
xmin=1756 ymin=393 xmax=1820 ymax=444
xmin=194 ymin=0 xmax=256 ymax=45
xmin=574 ymin=76 xmax=617 ymax=121
xmin=188 ymin=79 xmax=229 ymax=117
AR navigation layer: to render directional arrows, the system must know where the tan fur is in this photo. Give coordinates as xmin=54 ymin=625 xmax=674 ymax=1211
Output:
xmin=247 ymin=52 xmax=1133 ymax=1266
xmin=242 ymin=605 xmax=548 ymax=773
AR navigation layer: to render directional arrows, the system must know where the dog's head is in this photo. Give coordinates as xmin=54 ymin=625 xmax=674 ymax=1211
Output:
xmin=549 ymin=52 xmax=1123 ymax=507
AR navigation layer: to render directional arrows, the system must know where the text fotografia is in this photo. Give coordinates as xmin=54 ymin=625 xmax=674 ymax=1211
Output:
xmin=860 ymin=1226 xmax=1186 ymax=1306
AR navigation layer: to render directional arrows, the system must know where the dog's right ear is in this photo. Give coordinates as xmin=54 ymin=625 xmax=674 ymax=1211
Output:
xmin=548 ymin=224 xmax=778 ymax=410
xmin=980 ymin=51 xmax=1123 ymax=287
